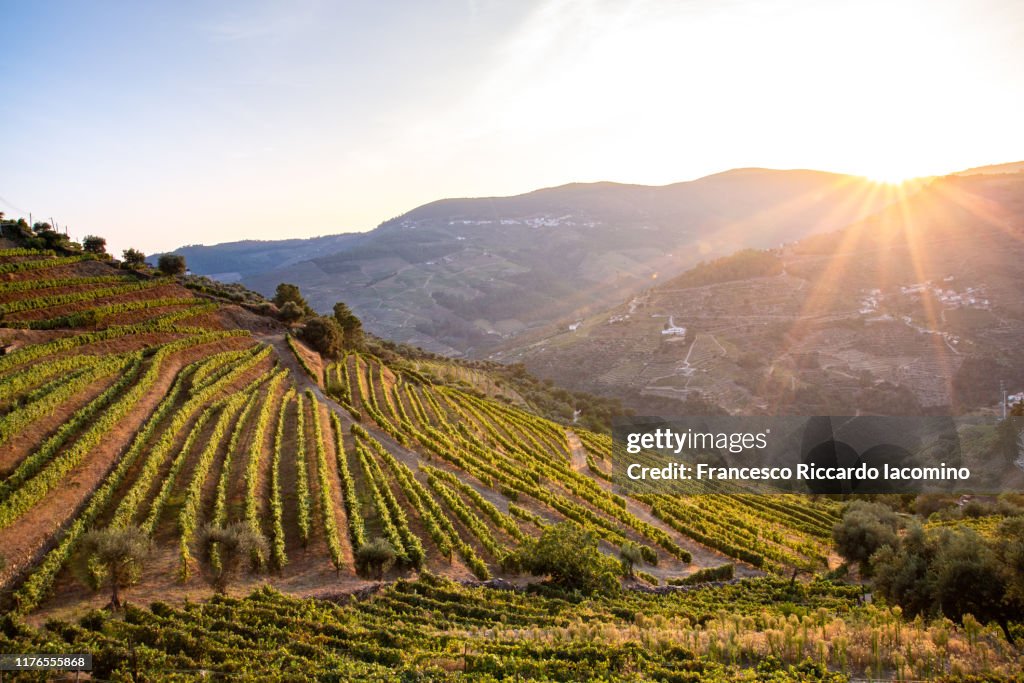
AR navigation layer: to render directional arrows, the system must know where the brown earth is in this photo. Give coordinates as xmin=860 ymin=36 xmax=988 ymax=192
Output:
xmin=0 ymin=336 xmax=257 ymax=591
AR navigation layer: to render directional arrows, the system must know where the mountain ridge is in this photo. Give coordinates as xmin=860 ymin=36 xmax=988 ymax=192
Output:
xmin=495 ymin=171 xmax=1024 ymax=415
xmin=168 ymin=167 xmax=915 ymax=355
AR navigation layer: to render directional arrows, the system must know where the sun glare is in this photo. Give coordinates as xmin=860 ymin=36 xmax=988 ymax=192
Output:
xmin=866 ymin=172 xmax=913 ymax=185
xmin=854 ymin=155 xmax=949 ymax=186
xmin=861 ymin=165 xmax=934 ymax=186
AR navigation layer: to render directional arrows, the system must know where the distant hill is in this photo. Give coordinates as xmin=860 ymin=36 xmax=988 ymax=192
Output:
xmin=955 ymin=161 xmax=1024 ymax=176
xmin=497 ymin=172 xmax=1024 ymax=415
xmin=171 ymin=169 xmax=902 ymax=355
xmin=151 ymin=233 xmax=364 ymax=282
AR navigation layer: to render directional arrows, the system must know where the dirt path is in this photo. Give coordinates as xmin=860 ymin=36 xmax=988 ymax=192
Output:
xmin=564 ymin=430 xmax=587 ymax=472
xmin=258 ymin=333 xmax=320 ymax=392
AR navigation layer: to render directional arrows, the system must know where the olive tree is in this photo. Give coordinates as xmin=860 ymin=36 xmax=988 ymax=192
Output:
xmin=197 ymin=522 xmax=269 ymax=595
xmin=355 ymin=537 xmax=398 ymax=580
xmin=157 ymin=253 xmax=187 ymax=276
xmin=832 ymin=500 xmax=900 ymax=571
xmin=74 ymin=526 xmax=151 ymax=609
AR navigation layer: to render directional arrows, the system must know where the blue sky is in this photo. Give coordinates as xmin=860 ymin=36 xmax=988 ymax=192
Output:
xmin=2 ymin=0 xmax=1023 ymax=256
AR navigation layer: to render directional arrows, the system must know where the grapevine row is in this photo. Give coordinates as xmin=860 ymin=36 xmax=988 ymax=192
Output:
xmin=294 ymin=392 xmax=312 ymax=547
xmin=425 ymin=475 xmax=503 ymax=560
xmin=0 ymin=320 xmax=249 ymax=375
xmin=0 ymin=253 xmax=94 ymax=275
xmin=286 ymin=334 xmax=321 ymax=384
xmin=269 ymin=388 xmax=296 ymax=569
xmin=352 ymin=427 xmax=423 ymax=568
xmin=178 ymin=396 xmax=249 ymax=580
xmin=306 ymin=390 xmax=344 ymax=569
xmin=0 ymin=273 xmax=130 ymax=295
xmin=328 ymin=412 xmax=365 ymax=550
xmin=11 ymin=331 xmax=248 ymax=611
xmin=0 ymin=355 xmax=142 ymax=505
xmin=243 ymin=370 xmax=288 ymax=566
xmin=0 ymin=358 xmax=151 ymax=529
xmin=0 ymin=355 xmax=130 ymax=448
xmin=358 ymin=432 xmax=456 ymax=561
xmin=0 ymin=353 xmax=110 ymax=400
xmin=20 ymin=296 xmax=201 ymax=330
xmin=0 ymin=278 xmax=167 ymax=315
xmin=113 ymin=342 xmax=271 ymax=531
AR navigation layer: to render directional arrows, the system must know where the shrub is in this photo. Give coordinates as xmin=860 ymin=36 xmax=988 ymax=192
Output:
xmin=832 ymin=501 xmax=900 ymax=570
xmin=619 ymin=542 xmax=644 ymax=578
xmin=300 ymin=316 xmax=345 ymax=358
xmin=356 ymin=537 xmax=397 ymax=580
xmin=667 ymin=563 xmax=735 ymax=586
xmin=333 ymin=301 xmax=363 ymax=347
xmin=507 ymin=522 xmax=621 ymax=594
xmin=871 ymin=522 xmax=1022 ymax=640
xmin=279 ymin=301 xmax=304 ymax=322
xmin=273 ymin=283 xmax=313 ymax=316
xmin=157 ymin=253 xmax=186 ymax=276
xmin=82 ymin=235 xmax=107 ymax=255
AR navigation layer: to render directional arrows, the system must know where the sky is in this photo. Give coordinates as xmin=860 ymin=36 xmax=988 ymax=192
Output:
xmin=2 ymin=0 xmax=1023 ymax=256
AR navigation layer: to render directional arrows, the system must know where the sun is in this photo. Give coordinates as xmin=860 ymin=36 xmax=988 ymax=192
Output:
xmin=862 ymin=168 xmax=922 ymax=185
xmin=857 ymin=160 xmax=939 ymax=186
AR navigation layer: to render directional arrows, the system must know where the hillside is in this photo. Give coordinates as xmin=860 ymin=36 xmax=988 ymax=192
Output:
xmin=956 ymin=161 xmax=1024 ymax=176
xmin=160 ymin=234 xmax=365 ymax=282
xmin=1 ymin=235 xmax=1021 ymax=681
xmin=172 ymin=169 xmax=903 ymax=355
xmin=497 ymin=172 xmax=1024 ymax=415
xmin=0 ymin=245 xmax=846 ymax=617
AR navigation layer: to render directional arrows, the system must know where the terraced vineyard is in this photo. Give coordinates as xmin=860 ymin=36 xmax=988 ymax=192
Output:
xmin=323 ymin=349 xmax=840 ymax=577
xmin=2 ymin=247 xmax=1016 ymax=680
xmin=0 ymin=248 xmax=838 ymax=613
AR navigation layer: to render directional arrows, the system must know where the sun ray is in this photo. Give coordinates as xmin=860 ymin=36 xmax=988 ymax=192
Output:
xmin=754 ymin=181 xmax=900 ymax=408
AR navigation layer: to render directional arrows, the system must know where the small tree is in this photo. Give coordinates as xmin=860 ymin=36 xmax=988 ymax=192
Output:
xmin=507 ymin=522 xmax=621 ymax=594
xmin=196 ymin=523 xmax=269 ymax=595
xmin=74 ymin=526 xmax=151 ymax=609
xmin=832 ymin=500 xmax=900 ymax=572
xmin=333 ymin=301 xmax=364 ymax=347
xmin=121 ymin=248 xmax=146 ymax=268
xmin=157 ymin=253 xmax=187 ymax=276
xmin=82 ymin=235 xmax=107 ymax=255
xmin=273 ymin=283 xmax=313 ymax=314
xmin=300 ymin=316 xmax=344 ymax=358
xmin=619 ymin=541 xmax=644 ymax=578
xmin=355 ymin=537 xmax=397 ymax=580
xmin=996 ymin=516 xmax=1024 ymax=605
